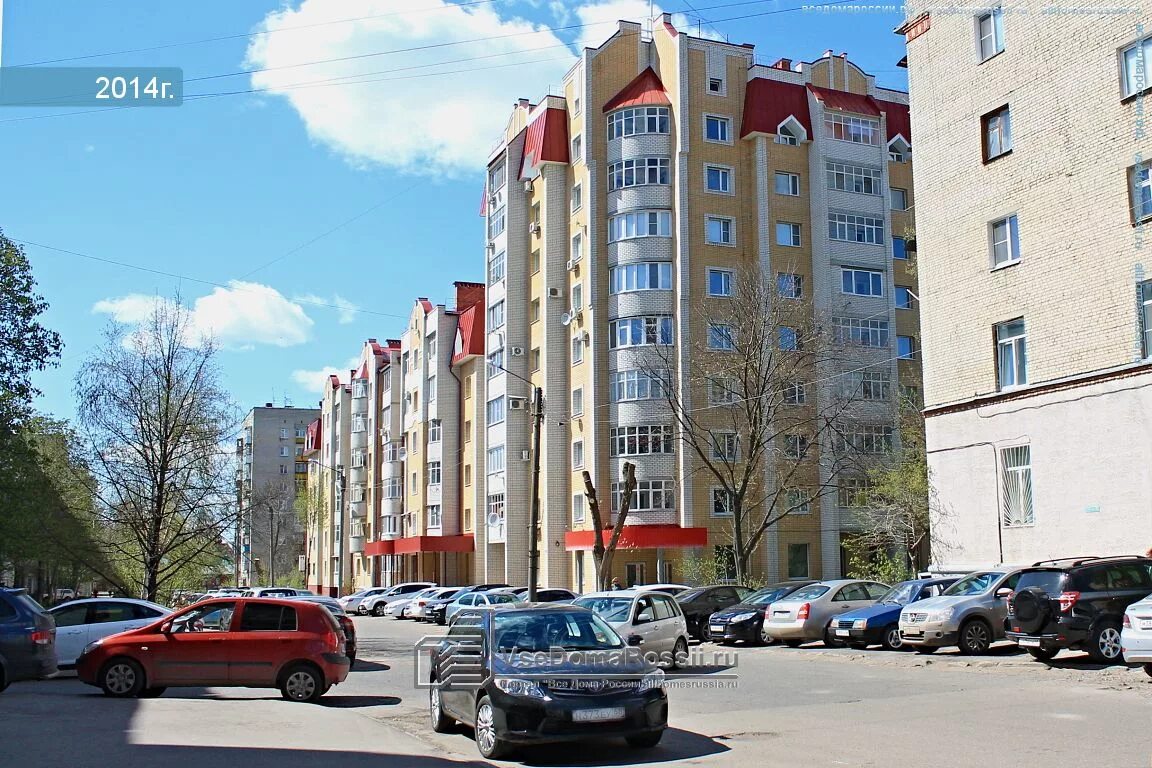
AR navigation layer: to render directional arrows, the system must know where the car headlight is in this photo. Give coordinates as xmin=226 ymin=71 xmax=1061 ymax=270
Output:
xmin=80 ymin=640 xmax=102 ymax=657
xmin=729 ymin=612 xmax=756 ymax=623
xmin=638 ymin=668 xmax=665 ymax=693
xmin=853 ymin=619 xmax=867 ymax=630
xmin=493 ymin=677 xmax=548 ymax=699
xmin=927 ymin=608 xmax=955 ymax=623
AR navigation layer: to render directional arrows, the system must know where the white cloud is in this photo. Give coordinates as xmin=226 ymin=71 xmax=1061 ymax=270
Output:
xmin=244 ymin=0 xmax=579 ymax=174
xmin=296 ymin=293 xmax=359 ymax=324
xmin=93 ymin=282 xmax=314 ymax=350
xmin=290 ymin=356 xmax=361 ymax=394
xmin=573 ymin=1 xmax=724 ymax=50
xmin=548 ymin=0 xmax=572 ymax=24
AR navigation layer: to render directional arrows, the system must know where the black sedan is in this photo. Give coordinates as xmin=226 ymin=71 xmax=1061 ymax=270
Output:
xmin=675 ymin=585 xmax=753 ymax=640
xmin=706 ymin=581 xmax=816 ymax=645
xmin=429 ymin=604 xmax=667 ymax=759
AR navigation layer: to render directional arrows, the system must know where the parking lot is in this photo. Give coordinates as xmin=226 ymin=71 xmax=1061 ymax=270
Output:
xmin=3 ymin=613 xmax=1150 ymax=768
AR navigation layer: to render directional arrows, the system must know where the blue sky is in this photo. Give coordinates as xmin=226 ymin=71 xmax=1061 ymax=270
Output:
xmin=2 ymin=0 xmax=907 ymax=420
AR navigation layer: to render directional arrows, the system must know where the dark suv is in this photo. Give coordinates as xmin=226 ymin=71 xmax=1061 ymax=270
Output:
xmin=0 ymin=588 xmax=57 ymax=691
xmin=1006 ymin=556 xmax=1152 ymax=663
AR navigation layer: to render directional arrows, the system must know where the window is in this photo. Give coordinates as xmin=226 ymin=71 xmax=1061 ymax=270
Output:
xmin=487 ymin=493 xmax=505 ymax=528
xmin=427 ymin=461 xmax=442 ymax=486
xmin=841 ymin=267 xmax=885 ymax=297
xmin=786 ymin=488 xmax=812 ymax=515
xmin=570 ymin=233 xmax=583 ymax=264
xmin=990 ymin=214 xmax=1021 ymax=267
xmin=612 ymin=480 xmax=675 ymax=513
xmin=608 ymin=210 xmax=673 ymax=241
xmin=776 ymin=123 xmax=800 ymax=145
xmin=571 ymin=134 xmax=583 ymax=162
xmin=977 ymin=7 xmax=1005 ymax=61
xmin=826 ymin=161 xmax=882 ymax=195
xmin=891 ymin=188 xmax=908 ymax=211
xmin=783 ymin=434 xmax=809 ymax=459
xmin=893 ymin=237 xmax=908 ymax=260
xmin=428 ymin=419 xmax=442 ymax=443
xmin=996 ymin=318 xmax=1027 ymax=389
xmin=609 ymin=157 xmax=670 ymax=190
xmin=280 ymin=446 xmax=291 ymax=457
xmin=489 ymin=160 xmax=506 ymax=192
xmin=488 ymin=206 xmax=506 ymax=239
xmin=889 ymin=139 xmax=910 ymax=163
xmin=777 ymin=272 xmax=803 ymax=299
xmin=531 ymin=249 xmax=541 ymax=273
xmin=427 ymin=375 xmax=437 ymax=401
xmin=708 ymin=323 xmax=735 ymax=350
xmin=705 ymin=115 xmax=731 ymax=142
xmin=825 ymin=113 xmax=880 ymax=145
xmin=1141 ymin=281 xmax=1152 ymax=358
xmin=776 ymin=222 xmax=801 ymax=247
xmin=895 ymin=286 xmax=914 ymax=310
xmin=775 ymin=171 xmax=800 ymax=196
xmin=571 ymin=387 xmax=584 ymax=416
xmin=1001 ymin=445 xmax=1034 ymax=526
xmin=779 ymin=326 xmax=800 ymax=351
xmin=294 ymin=462 xmax=308 ymax=473
xmin=571 ymin=335 xmax=584 ymax=364
xmin=487 ymin=348 xmax=504 ymax=379
xmin=573 ymin=95 xmax=581 ymax=115
xmin=706 ymin=165 xmax=732 ymax=193
xmin=239 ymin=604 xmax=297 ymax=632
xmin=530 ymin=298 xmax=540 ymax=323
xmin=897 ymin=335 xmax=916 ymax=360
xmin=610 ymin=425 xmax=674 ymax=456
xmin=571 ymin=285 xmax=583 ymax=313
xmin=712 ymin=432 xmax=739 ymax=461
xmin=609 ymin=316 xmax=674 ymax=348
xmin=571 ymin=183 xmax=582 ymax=212
xmin=837 ymin=424 xmax=894 ymax=454
xmin=609 ymin=370 xmax=668 ymax=402
xmin=856 ymin=370 xmax=891 ymax=401
xmin=833 ymin=317 xmax=890 ymax=347
xmin=530 ymin=347 xmax=541 ymax=372
xmin=983 ymin=105 xmax=1012 ymax=161
xmin=706 ymin=216 xmax=734 ymax=245
xmin=783 ymin=381 xmax=806 ymax=404
xmin=607 ymin=106 xmax=670 ymax=139
xmin=712 ymin=488 xmax=733 ymax=517
xmin=708 ymin=76 xmax=724 ymax=93
xmin=487 ymin=396 xmax=506 ymax=424
xmin=488 ymin=300 xmax=505 ymax=330
xmin=829 ymin=213 xmax=885 ymax=244
xmin=464 ymin=465 xmax=472 ymax=486
xmin=838 ymin=476 xmax=870 ymax=507
xmin=1131 ymin=162 xmax=1152 ymax=222
xmin=428 ymin=505 xmax=442 ymax=528
xmin=709 ymin=376 xmax=738 ymax=405
xmin=572 ymin=440 xmax=584 ymax=469
xmin=1123 ymin=36 xmax=1152 ymax=97
xmin=573 ymin=494 xmax=585 ymax=523
xmin=610 ymin=262 xmax=672 ymax=293
xmin=708 ymin=268 xmax=733 ymax=297
xmin=463 ymin=420 xmax=472 ymax=442
xmin=787 ymin=543 xmax=810 ymax=579
xmin=487 ymin=445 xmax=505 ymax=474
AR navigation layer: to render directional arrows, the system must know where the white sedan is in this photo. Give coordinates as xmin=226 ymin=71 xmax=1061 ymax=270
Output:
xmin=48 ymin=598 xmax=171 ymax=667
xmin=1121 ymin=594 xmax=1152 ymax=677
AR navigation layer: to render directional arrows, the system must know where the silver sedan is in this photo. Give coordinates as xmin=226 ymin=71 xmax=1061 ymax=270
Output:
xmin=763 ymin=579 xmax=890 ymax=647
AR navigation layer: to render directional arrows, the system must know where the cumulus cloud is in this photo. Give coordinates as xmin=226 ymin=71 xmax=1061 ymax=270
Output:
xmin=290 ymin=356 xmax=362 ymax=393
xmin=93 ymin=281 xmax=314 ymax=350
xmin=296 ymin=293 xmax=359 ymax=324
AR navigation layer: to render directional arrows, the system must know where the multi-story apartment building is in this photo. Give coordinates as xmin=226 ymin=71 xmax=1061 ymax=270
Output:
xmin=482 ymin=16 xmax=920 ymax=588
xmin=899 ymin=4 xmax=1152 ymax=568
xmin=303 ymin=376 xmax=350 ymax=595
xmin=235 ymin=405 xmax=319 ymax=587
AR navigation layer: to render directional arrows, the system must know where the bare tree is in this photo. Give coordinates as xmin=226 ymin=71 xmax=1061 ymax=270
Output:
xmin=250 ymin=480 xmax=301 ymax=586
xmin=582 ymin=462 xmax=638 ymax=590
xmin=75 ymin=299 xmax=238 ymax=601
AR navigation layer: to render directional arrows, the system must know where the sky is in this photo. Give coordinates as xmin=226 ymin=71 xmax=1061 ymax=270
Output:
xmin=2 ymin=0 xmax=908 ymax=420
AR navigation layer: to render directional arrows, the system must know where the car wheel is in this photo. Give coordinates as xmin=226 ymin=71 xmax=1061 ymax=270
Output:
xmin=429 ymin=683 xmax=454 ymax=733
xmin=372 ymin=603 xmax=388 ymax=617
xmin=957 ymin=619 xmax=992 ymax=655
xmin=99 ymin=658 xmax=146 ymax=698
xmin=915 ymin=646 xmax=938 ymax=654
xmin=756 ymin=622 xmax=773 ymax=647
xmin=700 ymin=623 xmax=713 ymax=643
xmin=280 ymin=664 xmax=325 ymax=703
xmin=1026 ymin=647 xmax=1059 ymax=662
xmin=474 ymin=694 xmax=511 ymax=759
xmin=626 ymin=730 xmax=664 ymax=749
xmin=671 ymin=637 xmax=689 ymax=670
xmin=1143 ymin=663 xmax=1152 ymax=678
xmin=1088 ymin=620 xmax=1123 ymax=663
xmin=0 ymin=663 xmax=8 ymax=693
xmin=881 ymin=625 xmax=903 ymax=651
xmin=824 ymin=625 xmax=845 ymax=648
xmin=139 ymin=687 xmax=167 ymax=698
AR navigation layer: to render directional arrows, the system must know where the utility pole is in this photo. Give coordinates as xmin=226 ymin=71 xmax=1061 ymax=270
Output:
xmin=528 ymin=386 xmax=544 ymax=603
xmin=268 ymin=501 xmax=275 ymax=587
xmin=336 ymin=465 xmax=346 ymax=597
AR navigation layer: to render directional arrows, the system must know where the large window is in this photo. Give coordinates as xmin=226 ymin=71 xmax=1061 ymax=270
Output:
xmin=838 ymin=476 xmax=870 ymax=508
xmin=841 ymin=267 xmax=884 ymax=297
xmin=712 ymin=488 xmax=733 ymax=517
xmin=837 ymin=424 xmax=893 ymax=454
xmin=610 ymin=262 xmax=672 ymax=293
xmin=488 ymin=161 xmax=506 ymax=192
xmin=487 ymin=300 xmax=505 ymax=330
xmin=609 ymin=210 xmax=673 ymax=241
xmin=707 ymin=165 xmax=733 ymax=193
xmin=774 ymin=171 xmax=800 ymax=196
xmin=487 ymin=445 xmax=505 ymax=474
xmin=427 ymin=505 xmax=442 ymax=528
xmin=990 ymin=214 xmax=1021 ymax=267
xmin=995 ymin=318 xmax=1027 ymax=389
xmin=982 ymin=105 xmax=1013 ymax=161
xmin=488 ymin=206 xmax=506 ymax=239
xmin=707 ymin=268 xmax=733 ymax=297
xmin=705 ymin=115 xmax=731 ymax=142
xmin=428 ymin=462 xmax=442 ymax=486
xmin=487 ymin=493 xmax=505 ymax=528
xmin=1123 ymin=36 xmax=1152 ymax=97
xmin=487 ymin=349 xmax=504 ymax=379
xmin=777 ymin=272 xmax=803 ymax=299
xmin=706 ymin=216 xmax=734 ymax=245
xmin=712 ymin=432 xmax=739 ymax=461
xmin=826 ymin=161 xmax=882 ymax=195
xmin=891 ymin=188 xmax=908 ymax=211
xmin=612 ymin=479 xmax=674 ymax=512
xmin=607 ymin=106 xmax=670 ymax=139
xmin=829 ymin=213 xmax=885 ymax=244
xmin=609 ymin=316 xmax=673 ymax=348
xmin=486 ymin=396 xmax=506 ymax=424
xmin=825 ymin=113 xmax=880 ymax=145
xmin=776 ymin=222 xmax=801 ymax=247
xmin=977 ymin=7 xmax=1005 ymax=61
xmin=896 ymin=286 xmax=914 ymax=310
xmin=1001 ymin=445 xmax=1034 ymax=527
xmin=833 ymin=317 xmax=890 ymax=347
xmin=610 ymin=425 xmax=674 ymax=456
xmin=1141 ymin=280 xmax=1152 ymax=358
xmin=609 ymin=370 xmax=668 ymax=402
xmin=855 ymin=370 xmax=891 ymax=401
xmin=609 ymin=157 xmax=670 ymax=190
xmin=897 ymin=335 xmax=916 ymax=360
xmin=708 ymin=323 xmax=735 ymax=350
xmin=488 ymin=251 xmax=505 ymax=284
xmin=1131 ymin=162 xmax=1152 ymax=222
xmin=428 ymin=419 xmax=442 ymax=443
xmin=893 ymin=237 xmax=908 ymax=260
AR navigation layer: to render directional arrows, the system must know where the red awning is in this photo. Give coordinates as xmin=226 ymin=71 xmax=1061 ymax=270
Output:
xmin=603 ymin=67 xmax=671 ymax=112
xmin=365 ymin=535 xmax=475 ymax=557
xmin=807 ymin=84 xmax=881 ymax=116
xmin=564 ymin=525 xmax=708 ymax=551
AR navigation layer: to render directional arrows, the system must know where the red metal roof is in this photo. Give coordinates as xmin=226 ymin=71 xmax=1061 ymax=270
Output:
xmin=564 ymin=524 xmax=708 ymax=551
xmin=328 ymin=374 xmax=341 ymax=389
xmin=876 ymin=98 xmax=911 ymax=142
xmin=519 ymin=107 xmax=569 ymax=179
xmin=418 ymin=298 xmax=433 ymax=315
xmin=303 ymin=418 xmax=321 ymax=455
xmin=478 ymin=185 xmax=487 ymax=217
xmin=451 ymin=302 xmax=485 ymax=365
xmin=603 ymin=67 xmax=671 ymax=112
xmin=740 ymin=78 xmax=812 ymax=139
xmin=807 ymin=84 xmax=881 ymax=116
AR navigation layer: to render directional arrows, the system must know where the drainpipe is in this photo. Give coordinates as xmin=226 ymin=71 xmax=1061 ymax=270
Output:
xmin=926 ymin=440 xmax=1015 ymax=565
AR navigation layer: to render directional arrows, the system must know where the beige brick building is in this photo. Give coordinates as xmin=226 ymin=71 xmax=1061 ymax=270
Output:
xmin=899 ymin=2 xmax=1152 ymax=568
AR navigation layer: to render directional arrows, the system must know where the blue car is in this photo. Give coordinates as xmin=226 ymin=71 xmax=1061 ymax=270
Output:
xmin=831 ymin=578 xmax=958 ymax=651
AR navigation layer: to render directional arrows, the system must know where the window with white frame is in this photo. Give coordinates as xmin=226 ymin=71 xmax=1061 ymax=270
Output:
xmin=838 ymin=476 xmax=870 ymax=508
xmin=856 ymin=369 xmax=891 ymax=401
xmin=891 ymin=188 xmax=908 ymax=211
xmin=488 ymin=206 xmax=506 ymax=239
xmin=841 ymin=267 xmax=885 ymax=297
xmin=609 ymin=157 xmax=670 ymax=190
xmin=427 ymin=376 xmax=437 ymax=402
xmin=825 ymin=113 xmax=880 ymax=145
xmin=706 ymin=216 xmax=734 ymax=245
xmin=706 ymin=165 xmax=732 ymax=193
xmin=571 ymin=233 xmax=583 ymax=263
xmin=612 ymin=479 xmax=675 ymax=513
xmin=572 ymin=387 xmax=584 ymax=416
xmin=825 ymin=161 xmax=883 ymax=195
xmin=783 ymin=382 xmax=807 ymax=405
xmin=889 ymin=138 xmax=910 ymax=163
xmin=488 ymin=300 xmax=505 ymax=330
xmin=990 ymin=214 xmax=1020 ymax=267
xmin=995 ymin=318 xmax=1027 ymax=389
xmin=571 ymin=183 xmax=582 ymax=212
xmin=572 ymin=440 xmax=584 ymax=469
xmin=571 ymin=134 xmax=583 ymax=163
xmin=1123 ymin=36 xmax=1152 ymax=97
xmin=280 ymin=428 xmax=290 ymax=439
xmin=486 ymin=396 xmax=506 ymax=424
xmin=786 ymin=488 xmax=812 ymax=515
xmin=709 ymin=376 xmax=739 ymax=405
xmin=982 ymin=105 xmax=1012 ymax=161
xmin=774 ymin=171 xmax=800 ymax=196
xmin=711 ymin=488 xmax=734 ymax=517
xmin=427 ymin=505 xmax=442 ymax=528
xmin=350 ymin=448 xmax=365 ymax=467
xmin=977 ymin=7 xmax=1005 ymax=61
xmin=707 ymin=268 xmax=733 ymax=297
xmin=610 ymin=370 xmax=668 ymax=402
xmin=487 ymin=348 xmax=504 ymax=379
xmin=712 ymin=432 xmax=739 ymax=461
xmin=1131 ymin=162 xmax=1152 ymax=222
xmin=779 ymin=326 xmax=800 ymax=351
xmin=782 ymin=434 xmax=809 ymax=459
xmin=350 ymin=483 xmax=366 ymax=503
xmin=776 ymin=121 xmax=801 ymax=145
xmin=705 ymin=115 xmax=731 ymax=142
xmin=488 ymin=161 xmax=506 ymax=192
xmin=609 ymin=210 xmax=673 ymax=241
xmin=609 ymin=316 xmax=673 ymax=348
xmin=571 ymin=335 xmax=584 ymax=364
xmin=427 ymin=461 xmax=442 ymax=486
xmin=708 ymin=76 xmax=724 ymax=94
xmin=610 ymin=262 xmax=672 ymax=293
xmin=607 ymin=106 xmax=670 ymax=139
xmin=1141 ymin=280 xmax=1152 ymax=358
xmin=487 ymin=445 xmax=505 ymax=474
xmin=428 ymin=419 xmax=442 ymax=443
xmin=573 ymin=493 xmax=585 ymax=523
xmin=488 ymin=250 xmax=506 ymax=284
xmin=896 ymin=286 xmax=914 ymax=310
xmin=383 ymin=477 xmax=403 ymax=499
xmin=777 ymin=272 xmax=803 ymax=299
xmin=1000 ymin=445 xmax=1034 ymax=526
xmin=352 ymin=413 xmax=368 ymax=433
xmin=610 ymin=425 xmax=674 ymax=456
xmin=829 ymin=212 xmax=885 ymax=244
xmin=776 ymin=222 xmax=801 ymax=247
xmin=487 ymin=493 xmax=505 ymax=528
xmin=708 ymin=323 xmax=735 ymax=350
xmin=837 ymin=424 xmax=893 ymax=454
xmin=280 ymin=446 xmax=290 ymax=457
xmin=833 ymin=317 xmax=890 ymax=347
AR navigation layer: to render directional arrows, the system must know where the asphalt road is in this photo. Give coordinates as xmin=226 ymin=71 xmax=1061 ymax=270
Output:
xmin=3 ymin=615 xmax=1150 ymax=768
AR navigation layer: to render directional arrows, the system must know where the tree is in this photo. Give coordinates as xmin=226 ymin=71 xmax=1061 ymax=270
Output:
xmin=649 ymin=272 xmax=883 ymax=585
xmin=0 ymin=231 xmax=63 ymax=435
xmin=582 ymin=462 xmax=638 ymax=590
xmin=294 ymin=472 xmax=329 ymax=586
xmin=250 ymin=479 xmax=303 ymax=586
xmin=75 ymin=298 xmax=238 ymax=601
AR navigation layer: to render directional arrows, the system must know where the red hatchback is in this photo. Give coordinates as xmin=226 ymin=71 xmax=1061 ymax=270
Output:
xmin=76 ymin=598 xmax=350 ymax=702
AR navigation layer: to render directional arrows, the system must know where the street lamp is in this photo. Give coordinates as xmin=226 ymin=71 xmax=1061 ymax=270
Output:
xmin=309 ymin=458 xmax=346 ymax=597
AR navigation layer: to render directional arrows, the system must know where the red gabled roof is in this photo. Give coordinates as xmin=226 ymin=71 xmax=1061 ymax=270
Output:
xmin=357 ymin=362 xmax=368 ymax=379
xmin=303 ymin=418 xmax=322 ymax=455
xmin=418 ymin=298 xmax=433 ymax=315
xmin=603 ymin=67 xmax=671 ymax=112
xmin=451 ymin=302 xmax=485 ymax=365
xmin=478 ymin=186 xmax=488 ymax=217
xmin=328 ymin=374 xmax=341 ymax=390
xmin=875 ymin=98 xmax=911 ymax=143
xmin=519 ymin=107 xmax=569 ymax=179
xmin=807 ymin=84 xmax=881 ymax=116
xmin=741 ymin=78 xmax=812 ymax=139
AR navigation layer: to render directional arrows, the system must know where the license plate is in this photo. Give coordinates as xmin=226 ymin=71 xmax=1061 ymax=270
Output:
xmin=1018 ymin=638 xmax=1041 ymax=648
xmin=835 ymin=629 xmax=850 ymax=636
xmin=903 ymin=631 xmax=923 ymax=638
xmin=572 ymin=707 xmax=625 ymax=723
xmin=710 ymin=625 xmax=725 ymax=634
xmin=1140 ymin=619 xmax=1152 ymax=630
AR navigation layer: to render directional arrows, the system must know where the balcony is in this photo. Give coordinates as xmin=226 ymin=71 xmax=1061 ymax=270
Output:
xmin=487 ymin=516 xmax=506 ymax=544
xmin=348 ymin=535 xmax=365 ymax=554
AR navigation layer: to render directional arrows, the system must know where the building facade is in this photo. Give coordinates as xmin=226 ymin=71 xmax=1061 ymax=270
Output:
xmin=900 ymin=3 xmax=1152 ymax=569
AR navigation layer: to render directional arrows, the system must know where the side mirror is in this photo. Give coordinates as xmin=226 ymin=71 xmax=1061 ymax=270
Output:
xmin=995 ymin=587 xmax=1012 ymax=599
xmin=626 ymin=634 xmax=643 ymax=647
xmin=635 ymin=610 xmax=653 ymax=624
xmin=160 ymin=620 xmax=174 ymax=634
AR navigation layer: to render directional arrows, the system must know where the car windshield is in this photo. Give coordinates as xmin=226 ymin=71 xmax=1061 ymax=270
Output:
xmin=878 ymin=582 xmax=920 ymax=605
xmin=494 ymin=611 xmax=623 ymax=652
xmin=943 ymin=572 xmax=1003 ymax=596
xmin=489 ymin=594 xmax=520 ymax=604
xmin=745 ymin=586 xmax=797 ymax=605
xmin=15 ymin=593 xmax=47 ymax=614
xmin=787 ymin=585 xmax=831 ymax=601
xmin=573 ymin=596 xmax=634 ymax=622
xmin=675 ymin=588 xmax=706 ymax=602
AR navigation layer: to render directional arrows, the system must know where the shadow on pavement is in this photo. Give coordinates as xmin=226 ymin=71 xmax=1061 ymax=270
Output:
xmin=351 ymin=659 xmax=392 ymax=672
xmin=319 ymin=694 xmax=403 ymax=708
xmin=438 ymin=725 xmax=728 ymax=767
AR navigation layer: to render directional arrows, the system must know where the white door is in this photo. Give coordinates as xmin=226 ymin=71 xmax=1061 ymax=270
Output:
xmin=50 ymin=603 xmax=92 ymax=666
xmin=630 ymin=595 xmax=664 ymax=650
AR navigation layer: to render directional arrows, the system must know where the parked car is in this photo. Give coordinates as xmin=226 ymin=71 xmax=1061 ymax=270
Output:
xmin=573 ymin=590 xmax=689 ymax=667
xmin=338 ymin=587 xmax=392 ymax=615
xmin=48 ymin=598 xmax=172 ymax=667
xmin=286 ymin=595 xmax=357 ymax=668
xmin=632 ymin=583 xmax=690 ymax=596
xmin=830 ymin=578 xmax=958 ymax=651
xmin=675 ymin=585 xmax=753 ymax=640
xmin=899 ymin=569 xmax=1021 ymax=654
xmin=0 ymin=588 xmax=57 ymax=692
xmin=409 ymin=587 xmax=466 ymax=620
xmin=1121 ymin=593 xmax=1152 ymax=676
xmin=388 ymin=587 xmax=441 ymax=618
xmin=361 ymin=582 xmax=437 ymax=617
xmin=1005 ymin=555 xmax=1152 ymax=663
xmin=445 ymin=591 xmax=523 ymax=625
xmin=490 ymin=587 xmax=579 ymax=603
xmin=240 ymin=587 xmax=313 ymax=598
xmin=76 ymin=597 xmax=350 ymax=701
xmin=764 ymin=580 xmax=890 ymax=647
xmin=425 ymin=585 xmax=511 ymax=625
xmin=428 ymin=604 xmax=668 ymax=759
xmin=706 ymin=581 xmax=817 ymax=645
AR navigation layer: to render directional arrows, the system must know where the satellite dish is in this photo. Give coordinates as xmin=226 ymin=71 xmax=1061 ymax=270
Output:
xmin=560 ymin=312 xmax=573 ymax=327
xmin=487 ymin=513 xmax=502 ymax=527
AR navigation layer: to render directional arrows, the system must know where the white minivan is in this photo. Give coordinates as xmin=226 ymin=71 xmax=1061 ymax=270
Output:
xmin=574 ymin=590 xmax=689 ymax=667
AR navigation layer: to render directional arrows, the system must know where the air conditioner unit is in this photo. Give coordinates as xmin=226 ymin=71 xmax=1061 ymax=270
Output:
xmin=547 ymin=287 xmax=561 ymax=298
xmin=521 ymin=450 xmax=531 ymax=461
xmin=510 ymin=346 xmax=524 ymax=356
xmin=508 ymin=397 xmax=527 ymax=411
xmin=486 ymin=241 xmax=496 ymax=253
xmin=529 ymin=222 xmax=541 ymax=235
xmin=523 ymin=180 xmax=534 ymax=193
xmin=488 ymin=194 xmax=498 ymax=207
xmin=565 ymin=259 xmax=576 ymax=271
xmin=581 ymin=331 xmax=590 ymax=344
